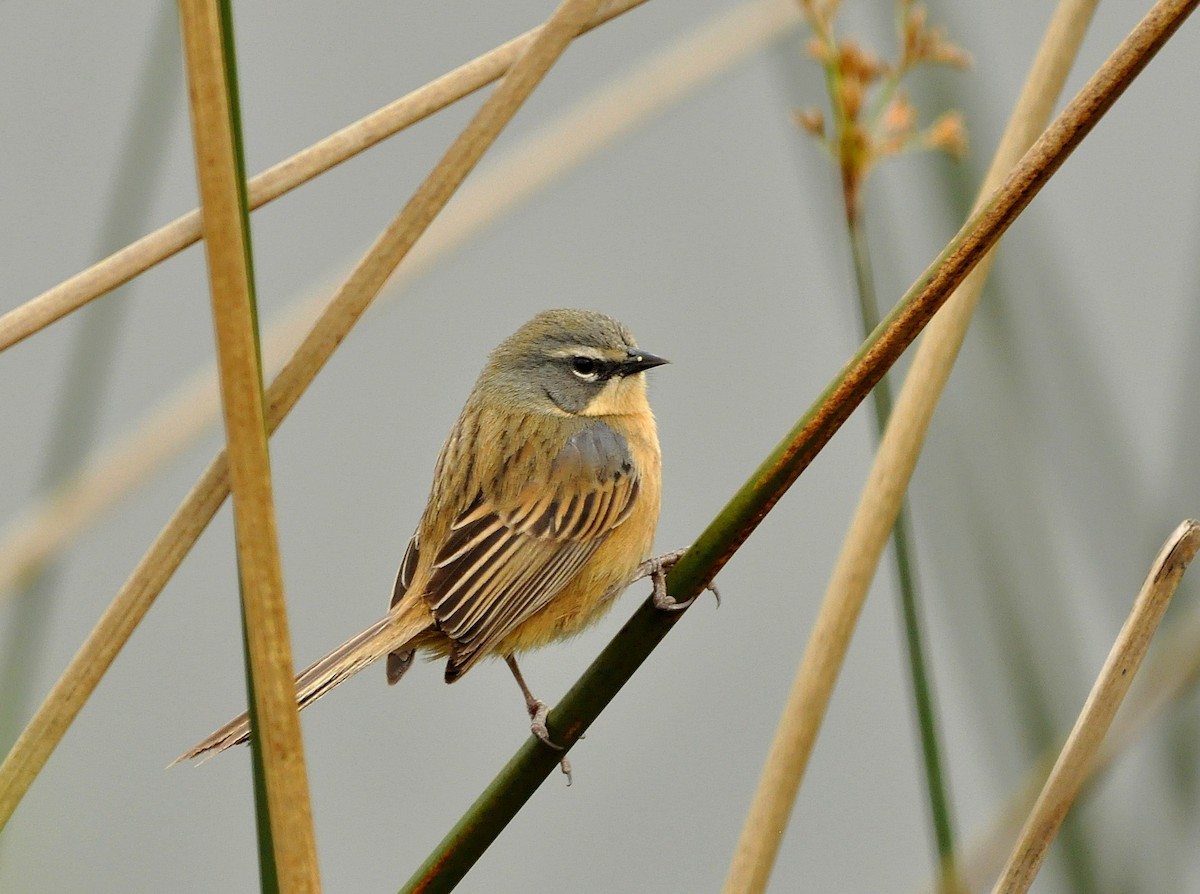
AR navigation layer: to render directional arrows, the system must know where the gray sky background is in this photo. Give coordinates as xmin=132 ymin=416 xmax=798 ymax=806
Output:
xmin=3 ymin=1 xmax=1199 ymax=891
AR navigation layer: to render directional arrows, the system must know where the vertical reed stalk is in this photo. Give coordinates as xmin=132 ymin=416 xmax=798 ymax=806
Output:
xmin=178 ymin=0 xmax=319 ymax=888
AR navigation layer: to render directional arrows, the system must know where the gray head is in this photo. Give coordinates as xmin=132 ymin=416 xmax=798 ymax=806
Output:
xmin=479 ymin=309 xmax=667 ymax=416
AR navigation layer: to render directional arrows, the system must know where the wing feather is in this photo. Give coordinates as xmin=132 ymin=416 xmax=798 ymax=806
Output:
xmin=387 ymin=533 xmax=421 ymax=683
xmin=424 ymin=421 xmax=640 ymax=680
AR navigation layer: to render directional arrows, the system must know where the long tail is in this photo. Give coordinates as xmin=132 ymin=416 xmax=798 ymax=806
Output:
xmin=173 ymin=601 xmax=431 ymax=764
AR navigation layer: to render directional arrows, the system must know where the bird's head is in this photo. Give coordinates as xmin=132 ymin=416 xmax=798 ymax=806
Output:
xmin=481 ymin=309 xmax=667 ymax=417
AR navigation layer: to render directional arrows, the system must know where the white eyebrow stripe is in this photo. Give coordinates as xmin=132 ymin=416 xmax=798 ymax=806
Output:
xmin=548 ymin=347 xmax=610 ymax=360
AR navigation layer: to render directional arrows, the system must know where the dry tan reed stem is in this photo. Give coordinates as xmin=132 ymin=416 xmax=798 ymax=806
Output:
xmin=0 ymin=0 xmax=800 ymax=603
xmin=941 ymin=596 xmax=1200 ymax=892
xmin=0 ymin=0 xmax=605 ymax=832
xmin=991 ymin=521 xmax=1200 ymax=893
xmin=0 ymin=0 xmax=649 ymax=354
xmin=177 ymin=1 xmax=320 ymax=886
xmin=721 ymin=2 xmax=1098 ymax=892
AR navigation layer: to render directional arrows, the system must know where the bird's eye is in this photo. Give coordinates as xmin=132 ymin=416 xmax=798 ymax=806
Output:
xmin=570 ymin=356 xmax=600 ymax=380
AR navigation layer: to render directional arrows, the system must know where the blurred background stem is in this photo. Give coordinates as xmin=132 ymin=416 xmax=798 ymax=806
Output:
xmin=0 ymin=2 xmax=180 ymax=755
xmin=844 ymin=206 xmax=962 ymax=892
xmin=807 ymin=1 xmax=966 ymax=885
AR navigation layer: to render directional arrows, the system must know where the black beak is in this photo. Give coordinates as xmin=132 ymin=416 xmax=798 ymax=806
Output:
xmin=619 ymin=350 xmax=668 ymax=376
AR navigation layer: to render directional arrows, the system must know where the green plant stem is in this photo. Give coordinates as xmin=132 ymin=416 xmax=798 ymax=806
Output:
xmin=846 ymin=216 xmax=962 ymax=891
xmin=395 ymin=4 xmax=1198 ymax=881
xmin=212 ymin=5 xmax=281 ymax=887
xmin=241 ymin=626 xmax=279 ymax=892
xmin=221 ymin=2 xmax=301 ymax=889
xmin=924 ymin=101 xmax=1100 ymax=894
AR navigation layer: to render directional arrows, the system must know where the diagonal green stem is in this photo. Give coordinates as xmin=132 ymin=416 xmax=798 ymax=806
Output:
xmin=397 ymin=233 xmax=964 ymax=893
xmin=846 ymin=216 xmax=962 ymax=892
xmin=396 ymin=4 xmax=1197 ymax=882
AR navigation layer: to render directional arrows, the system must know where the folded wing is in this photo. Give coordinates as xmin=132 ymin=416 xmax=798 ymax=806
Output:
xmin=426 ymin=421 xmax=640 ymax=680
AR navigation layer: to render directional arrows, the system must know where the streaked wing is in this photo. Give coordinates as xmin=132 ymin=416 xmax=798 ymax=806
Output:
xmin=427 ymin=421 xmax=640 ymax=680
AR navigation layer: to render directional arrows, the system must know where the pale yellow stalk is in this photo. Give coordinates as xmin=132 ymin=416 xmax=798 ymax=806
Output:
xmin=177 ymin=0 xmax=320 ymax=886
xmin=939 ymin=594 xmax=1200 ymax=892
xmin=992 ymin=520 xmax=1200 ymax=893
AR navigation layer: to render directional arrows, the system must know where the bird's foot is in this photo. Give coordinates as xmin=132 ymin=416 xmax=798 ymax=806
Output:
xmin=526 ymin=698 xmax=559 ymax=749
xmin=526 ymin=700 xmax=573 ymax=784
xmin=507 ymin=654 xmax=573 ymax=783
xmin=637 ymin=549 xmax=721 ymax=611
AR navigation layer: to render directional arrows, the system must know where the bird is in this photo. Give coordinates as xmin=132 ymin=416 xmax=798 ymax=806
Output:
xmin=176 ymin=308 xmax=683 ymax=771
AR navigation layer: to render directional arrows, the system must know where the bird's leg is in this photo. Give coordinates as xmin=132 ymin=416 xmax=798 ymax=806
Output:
xmin=505 ymin=654 xmax=571 ymax=782
xmin=504 ymin=655 xmax=556 ymax=745
xmin=635 ymin=549 xmax=721 ymax=611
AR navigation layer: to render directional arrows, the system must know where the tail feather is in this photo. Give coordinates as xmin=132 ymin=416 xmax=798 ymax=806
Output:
xmin=172 ymin=603 xmax=430 ymax=765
